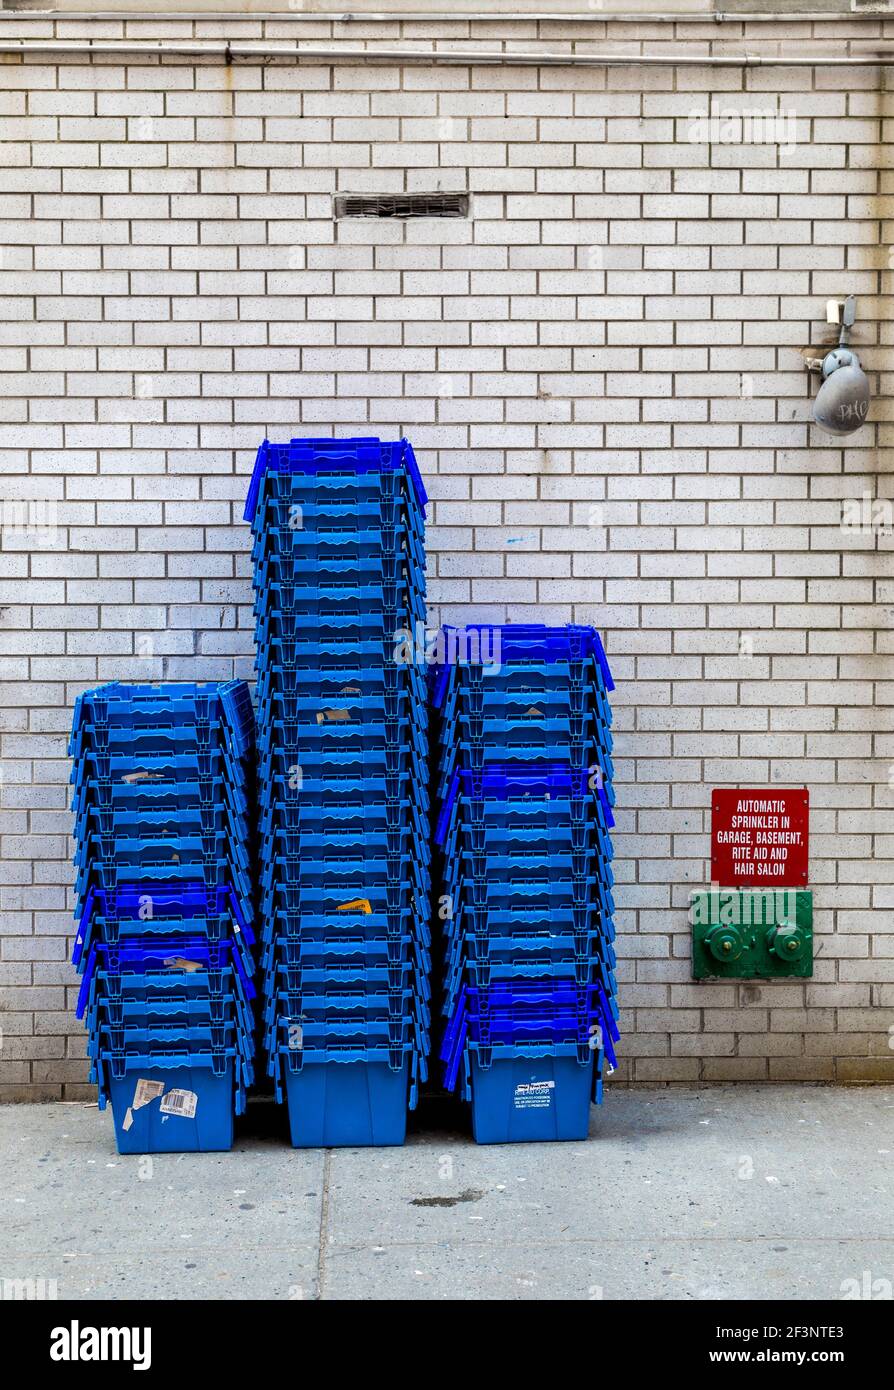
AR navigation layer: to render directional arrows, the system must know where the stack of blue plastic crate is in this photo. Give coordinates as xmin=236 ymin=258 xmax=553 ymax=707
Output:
xmin=69 ymin=681 xmax=257 ymax=1154
xmin=246 ymin=436 xmax=431 ymax=1147
xmin=433 ymin=625 xmax=620 ymax=1143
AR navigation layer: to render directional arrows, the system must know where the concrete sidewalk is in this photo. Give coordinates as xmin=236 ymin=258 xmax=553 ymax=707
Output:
xmin=1 ymin=1085 xmax=892 ymax=1301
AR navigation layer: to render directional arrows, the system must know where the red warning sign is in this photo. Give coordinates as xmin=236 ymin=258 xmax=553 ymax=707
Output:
xmin=711 ymin=789 xmax=809 ymax=886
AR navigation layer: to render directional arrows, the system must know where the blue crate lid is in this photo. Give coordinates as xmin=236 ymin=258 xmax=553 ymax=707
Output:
xmin=77 ymin=934 xmax=256 ymax=1019
xmin=435 ymin=763 xmax=597 ymax=846
xmin=244 ymin=436 xmax=427 ymax=524
xmin=441 ymin=979 xmax=619 ymax=1091
xmin=432 ymin=624 xmax=613 ymax=696
xmin=76 ymin=881 xmax=250 ymax=928
xmin=74 ymin=905 xmax=255 ymax=969
xmin=72 ymin=680 xmax=254 ymax=756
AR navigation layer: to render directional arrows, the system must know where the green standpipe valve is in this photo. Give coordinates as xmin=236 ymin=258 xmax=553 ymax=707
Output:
xmin=766 ymin=923 xmax=807 ymax=964
xmin=704 ymin=924 xmax=745 ymax=964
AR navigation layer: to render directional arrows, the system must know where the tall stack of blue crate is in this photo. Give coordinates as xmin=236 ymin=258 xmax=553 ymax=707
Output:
xmin=246 ymin=436 xmax=431 ymax=1147
xmin=433 ymin=625 xmax=620 ymax=1144
xmin=69 ymin=681 xmax=257 ymax=1153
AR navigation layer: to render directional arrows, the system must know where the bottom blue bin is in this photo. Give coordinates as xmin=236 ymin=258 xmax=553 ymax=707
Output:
xmin=104 ymin=1063 xmax=236 ymax=1154
xmin=467 ymin=1048 xmax=594 ymax=1145
xmin=279 ymin=1054 xmax=413 ymax=1148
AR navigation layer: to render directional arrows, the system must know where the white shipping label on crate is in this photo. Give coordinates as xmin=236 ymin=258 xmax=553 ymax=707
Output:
xmin=160 ymin=1089 xmax=198 ymax=1119
xmin=513 ymin=1080 xmax=555 ymax=1111
xmin=132 ymin=1079 xmax=165 ymax=1111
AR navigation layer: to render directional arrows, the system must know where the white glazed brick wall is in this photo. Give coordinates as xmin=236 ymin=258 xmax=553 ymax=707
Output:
xmin=0 ymin=13 xmax=892 ymax=1099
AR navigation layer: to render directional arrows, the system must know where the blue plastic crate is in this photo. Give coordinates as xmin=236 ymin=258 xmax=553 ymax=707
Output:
xmin=441 ymin=676 xmax=609 ymax=716
xmin=254 ymin=658 xmax=427 ymax=704
xmin=254 ymin=469 xmax=421 ymax=510
xmin=82 ymin=963 xmax=253 ymax=1030
xmin=439 ymin=708 xmax=604 ymax=744
xmin=72 ymin=909 xmax=254 ymax=976
xmin=442 ymin=906 xmax=616 ymax=951
xmin=441 ymin=981 xmax=618 ymax=1081
xmin=433 ymin=662 xmax=611 ymax=724
xmin=267 ymin=959 xmax=417 ymax=995
xmin=77 ymin=936 xmax=256 ymax=1019
xmin=74 ymin=863 xmax=254 ymax=926
xmin=265 ymin=981 xmax=426 ymax=1024
xmin=254 ymin=636 xmax=408 ymax=674
xmin=252 ymin=491 xmax=424 ymax=539
xmin=73 ymin=897 xmax=256 ymax=959
xmin=70 ymin=771 xmax=251 ymax=825
xmin=440 ymin=694 xmax=614 ymax=757
xmin=260 ymin=901 xmax=430 ymax=947
xmin=266 ymin=931 xmax=431 ymax=981
xmin=267 ymin=1009 xmax=424 ymax=1053
xmin=448 ymin=899 xmax=616 ymax=947
xmin=88 ymin=987 xmax=253 ymax=1036
xmin=436 ymin=735 xmax=602 ymax=782
xmin=453 ymin=927 xmax=613 ymax=964
xmin=68 ymin=716 xmax=244 ymax=765
xmin=250 ymin=519 xmax=425 ymax=569
xmin=253 ymin=448 xmax=426 ymax=502
xmin=90 ymin=1014 xmax=245 ymax=1055
xmin=256 ymin=609 xmax=394 ymax=644
xmin=74 ymin=828 xmax=251 ymax=874
xmin=272 ymin=1044 xmax=419 ymax=1147
xmin=443 ymin=933 xmax=617 ymax=987
xmin=444 ymin=924 xmax=617 ymax=971
xmin=257 ymin=743 xmax=429 ymax=787
xmin=73 ymin=794 xmax=251 ymax=844
xmin=260 ymin=886 xmax=429 ymax=936
xmin=442 ymin=812 xmax=613 ymax=861
xmin=256 ymin=772 xmax=428 ymax=810
xmin=448 ymin=873 xmax=613 ymax=916
xmin=72 ymin=680 xmax=254 ymax=754
xmin=444 ymin=831 xmax=612 ymax=875
xmin=255 ymin=684 xmax=424 ymax=725
xmin=258 ymin=790 xmax=430 ymax=846
xmin=251 ymin=573 xmax=422 ymax=609
xmin=250 ymin=544 xmax=426 ymax=592
xmin=258 ymin=767 xmax=429 ymax=810
xmin=257 ymin=711 xmax=427 ymax=755
xmin=70 ymin=746 xmax=251 ymax=795
xmin=254 ymin=599 xmax=425 ymax=645
xmin=261 ymin=826 xmax=428 ymax=867
xmin=462 ymin=1044 xmax=596 ymax=1144
xmin=453 ymin=955 xmax=616 ymax=995
xmin=259 ymin=851 xmax=429 ymax=901
xmin=444 ymin=919 xmax=619 ymax=967
xmin=95 ymin=1055 xmax=243 ymax=1153
xmin=254 ymin=602 xmax=426 ymax=644
xmin=436 ymin=624 xmax=613 ymax=691
xmin=244 ymin=435 xmax=427 ymax=525
xmin=444 ymin=839 xmax=614 ymax=884
xmin=449 ymin=876 xmax=616 ymax=928
xmin=76 ymin=881 xmax=252 ymax=928
xmin=266 ymin=994 xmax=429 ymax=1041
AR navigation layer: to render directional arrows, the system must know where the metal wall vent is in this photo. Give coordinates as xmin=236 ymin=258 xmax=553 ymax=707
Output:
xmin=334 ymin=192 xmax=469 ymax=220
